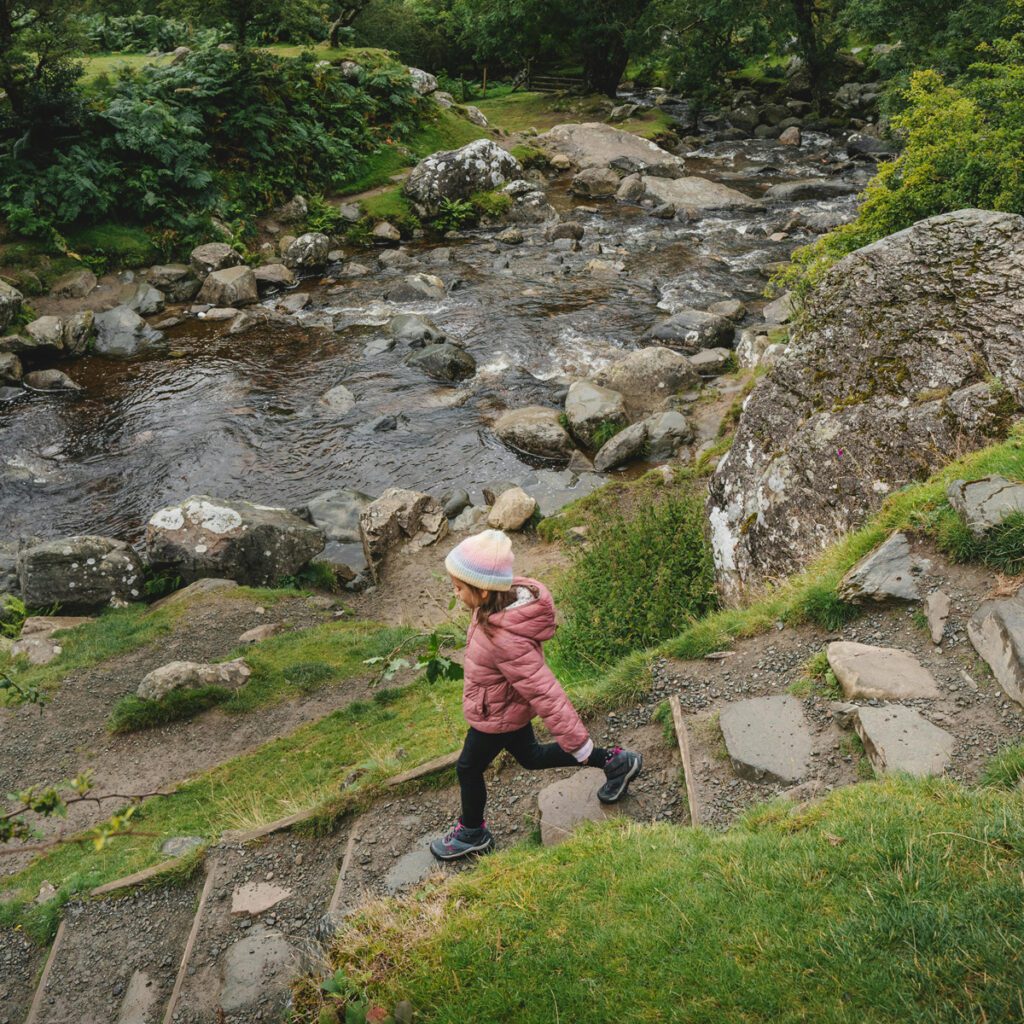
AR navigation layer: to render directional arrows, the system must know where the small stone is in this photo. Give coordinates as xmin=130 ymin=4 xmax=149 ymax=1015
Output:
xmin=239 ymin=623 xmax=281 ymax=644
xmin=487 ymin=487 xmax=536 ymax=531
xmin=925 ymin=590 xmax=952 ymax=644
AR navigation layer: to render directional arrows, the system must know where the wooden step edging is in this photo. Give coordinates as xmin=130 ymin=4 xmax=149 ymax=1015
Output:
xmin=90 ymin=856 xmax=190 ymax=898
xmin=24 ymin=919 xmax=67 ymax=1024
xmin=669 ymin=695 xmax=702 ymax=827
xmin=162 ymin=864 xmax=218 ymax=1024
xmin=328 ymin=818 xmax=363 ymax=915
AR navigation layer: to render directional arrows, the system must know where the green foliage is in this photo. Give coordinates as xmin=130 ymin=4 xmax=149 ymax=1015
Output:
xmin=589 ymin=418 xmax=625 ymax=450
xmin=306 ymin=193 xmax=344 ymax=234
xmin=107 ymin=685 xmax=233 ymax=734
xmin=982 ymin=743 xmax=1024 ymax=788
xmin=432 ymin=196 xmax=476 ymax=232
xmin=788 ymin=648 xmax=841 ymax=698
xmin=508 ymin=143 xmax=548 ymax=168
xmin=549 ymin=482 xmax=717 ymax=669
xmin=81 ymin=13 xmax=222 ymax=53
xmin=469 ymin=188 xmax=511 ymax=220
xmin=0 ymin=593 xmax=27 ymax=638
xmin=940 ymin=510 xmax=1024 ymax=575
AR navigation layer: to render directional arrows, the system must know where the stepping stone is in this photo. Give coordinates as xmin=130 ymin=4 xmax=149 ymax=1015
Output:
xmin=854 ymin=706 xmax=954 ymax=777
xmin=116 ymin=970 xmax=158 ymax=1024
xmin=383 ymin=838 xmax=444 ymax=893
xmin=219 ymin=925 xmax=296 ymax=1013
xmin=160 ymin=835 xmax=204 ymax=858
xmin=968 ymin=593 xmax=1024 ymax=707
xmin=925 ymin=590 xmax=952 ymax=644
xmin=718 ymin=696 xmax=812 ymax=785
xmin=538 ymin=768 xmax=618 ymax=846
xmin=947 ymin=475 xmax=1024 ymax=537
xmin=230 ymin=881 xmax=292 ymax=916
xmin=837 ymin=532 xmax=926 ymax=604
xmin=827 ymin=642 xmax=940 ymax=700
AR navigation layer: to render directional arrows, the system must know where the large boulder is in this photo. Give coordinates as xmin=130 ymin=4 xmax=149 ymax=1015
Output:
xmin=407 ymin=67 xmax=438 ymax=95
xmin=536 ymin=123 xmax=685 ymax=178
xmin=650 ymin=309 xmax=734 ymax=352
xmin=145 ymin=496 xmax=325 ymax=587
xmin=494 ymin=406 xmax=574 ymax=461
xmin=708 ymin=209 xmax=1024 ymax=602
xmin=404 ymin=140 xmax=522 ymax=217
xmin=0 ymin=280 xmax=23 ymax=332
xmin=50 ymin=268 xmax=97 ymax=299
xmin=197 ymin=266 xmax=258 ymax=308
xmin=642 ymin=175 xmax=761 ymax=212
xmin=593 ymin=421 xmax=648 ymax=472
xmin=359 ymin=488 xmax=448 ymax=580
xmin=18 ymin=536 xmax=145 ymax=612
xmin=282 ymin=232 xmax=331 ymax=271
xmin=564 ymin=381 xmax=628 ymax=446
xmin=137 ymin=659 xmax=251 ymax=701
xmin=597 ymin=348 xmax=697 ymax=413
xmin=93 ymin=305 xmax=165 ymax=357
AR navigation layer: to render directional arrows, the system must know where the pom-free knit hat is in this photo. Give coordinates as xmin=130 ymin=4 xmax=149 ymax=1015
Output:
xmin=445 ymin=530 xmax=514 ymax=592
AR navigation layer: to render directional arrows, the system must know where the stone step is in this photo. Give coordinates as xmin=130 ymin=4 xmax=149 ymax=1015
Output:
xmin=719 ymin=695 xmax=813 ymax=785
xmin=826 ymin=641 xmax=940 ymax=701
xmin=537 ymin=768 xmax=622 ymax=846
xmin=25 ymin=873 xmax=204 ymax=1024
xmin=853 ymin=706 xmax=955 ymax=777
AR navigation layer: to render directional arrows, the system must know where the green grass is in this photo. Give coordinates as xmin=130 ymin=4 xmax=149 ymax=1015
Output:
xmin=301 ymin=777 xmax=1024 ymax=1023
xmin=108 ymin=686 xmax=233 ymax=734
xmin=787 ymin=648 xmax=841 ymax=699
xmin=981 ymin=743 xmax=1024 ymax=788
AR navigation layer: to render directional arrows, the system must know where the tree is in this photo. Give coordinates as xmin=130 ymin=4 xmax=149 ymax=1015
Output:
xmin=326 ymin=0 xmax=373 ymax=46
xmin=164 ymin=0 xmax=329 ymax=48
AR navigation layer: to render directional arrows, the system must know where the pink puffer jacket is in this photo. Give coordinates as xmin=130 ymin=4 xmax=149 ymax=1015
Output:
xmin=462 ymin=577 xmax=589 ymax=752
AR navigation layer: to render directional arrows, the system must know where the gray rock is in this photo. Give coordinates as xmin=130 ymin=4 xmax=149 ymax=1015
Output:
xmin=764 ymin=179 xmax=859 ymax=202
xmin=597 ymin=346 xmax=697 ymax=414
xmin=373 ymin=221 xmax=402 ymax=243
xmin=644 ymin=410 xmax=693 ymax=457
xmin=564 ymin=381 xmax=628 ymax=446
xmin=406 ymin=343 xmax=476 ymax=382
xmin=837 ymin=532 xmax=924 ymax=604
xmin=189 ymin=242 xmax=242 ymax=280
xmin=379 ymin=248 xmax=417 ymax=270
xmin=536 ymin=122 xmax=685 ymax=178
xmin=651 ymin=309 xmax=734 ymax=352
xmin=136 ymin=658 xmax=248 ymax=701
xmin=306 ymin=488 xmax=374 ymax=545
xmin=707 ymin=299 xmax=746 ymax=321
xmin=0 ymin=279 xmax=23 ymax=332
xmin=847 ymin=133 xmax=898 ymax=160
xmin=119 ymin=281 xmax=165 ymax=316
xmin=25 ymin=316 xmax=66 ymax=351
xmin=62 ymin=310 xmax=94 ymax=356
xmin=594 ymin=421 xmax=648 ymax=472
xmin=253 ymin=263 xmax=296 ymax=294
xmin=496 ymin=227 xmax=525 ymax=245
xmin=160 ymin=835 xmax=205 ymax=857
xmin=147 ymin=264 xmax=200 ymax=303
xmin=947 ymin=475 xmax=1024 ymax=537
xmin=451 ymin=505 xmax=489 ymax=533
xmin=404 ymin=139 xmax=522 ymax=217
xmin=319 ymin=384 xmax=356 ymax=413
xmin=854 ymin=706 xmax=954 ymax=777
xmin=0 ymin=351 xmax=22 ymax=383
xmin=197 ymin=266 xmax=258 ymax=308
xmin=488 ymin=487 xmax=536 ymax=530
xmin=616 ymin=174 xmax=645 ymax=202
xmin=228 ymin=308 xmax=293 ymax=334
xmin=50 ymin=268 xmax=97 ymax=299
xmin=442 ymin=489 xmax=471 ymax=519
xmin=385 ymin=273 xmax=446 ymax=303
xmin=642 ymin=175 xmax=761 ymax=211
xmin=827 ymin=641 xmax=940 ymax=700
xmin=390 ymin=313 xmax=446 ymax=346
xmin=494 ymin=406 xmax=574 ymax=460
xmin=461 ymin=104 xmax=488 ymax=127
xmin=570 ymin=166 xmax=621 ymax=199
xmin=274 ymin=194 xmax=308 ymax=223
xmin=282 ymin=232 xmax=331 ymax=270
xmin=219 ymin=925 xmax=295 ymax=1013
xmin=708 ymin=209 xmax=1024 ymax=602
xmin=384 ymin=841 xmax=442 ymax=893
xmin=93 ymin=305 xmax=166 ymax=357
xmin=968 ymin=593 xmax=1024 ymax=707
xmin=719 ymin=695 xmax=812 ymax=784
xmin=538 ymin=768 xmax=618 ymax=846
xmin=24 ymin=369 xmax=81 ymax=391
xmin=925 ymin=590 xmax=952 ymax=644
xmin=547 ymin=221 xmax=585 ymax=242
xmin=145 ymin=495 xmax=325 ymax=586
xmin=18 ymin=535 xmax=145 ymax=611
xmin=689 ymin=347 xmax=733 ymax=375
xmin=407 ymin=67 xmax=438 ymax=94
xmin=762 ymin=290 xmax=794 ymax=324
xmin=359 ymin=488 xmax=448 ymax=579
xmin=482 ymin=480 xmax=516 ymax=505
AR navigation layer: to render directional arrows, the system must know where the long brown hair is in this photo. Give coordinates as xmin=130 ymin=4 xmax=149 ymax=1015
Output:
xmin=471 ymin=586 xmax=517 ymax=636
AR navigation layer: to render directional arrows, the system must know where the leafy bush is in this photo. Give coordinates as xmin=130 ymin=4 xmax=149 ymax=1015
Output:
xmin=549 ymin=483 xmax=717 ymax=669
xmin=81 ymin=14 xmax=221 ymax=54
xmin=0 ymin=595 xmax=27 ymax=639
xmin=432 ymin=196 xmax=476 ymax=232
xmin=108 ymin=686 xmax=232 ymax=734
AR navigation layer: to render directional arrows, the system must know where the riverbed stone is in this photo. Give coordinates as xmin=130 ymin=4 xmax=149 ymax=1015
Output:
xmin=719 ymin=695 xmax=812 ymax=784
xmin=0 ymin=280 xmax=23 ymax=332
xmin=219 ymin=926 xmax=295 ymax=1013
xmin=597 ymin=346 xmax=697 ymax=413
xmin=968 ymin=593 xmax=1024 ymax=707
xmin=282 ymin=232 xmax=331 ymax=270
xmin=25 ymin=316 xmax=66 ymax=352
xmin=853 ymin=706 xmax=954 ymax=777
xmin=837 ymin=532 xmax=924 ymax=604
xmin=570 ymin=166 xmax=621 ymax=199
xmin=145 ymin=495 xmax=326 ymax=586
xmin=319 ymin=384 xmax=356 ymax=413
xmin=536 ymin=122 xmax=685 ymax=177
xmin=404 ymin=139 xmax=522 ymax=217
xmin=925 ymin=590 xmax=952 ymax=644
xmin=594 ymin=421 xmax=648 ymax=472
xmin=119 ymin=281 xmax=166 ymax=316
xmin=406 ymin=342 xmax=476 ymax=382
xmin=93 ymin=305 xmax=165 ymax=356
xmin=946 ymin=475 xmax=1024 ymax=537
xmin=651 ymin=309 xmax=734 ymax=352
xmin=494 ymin=406 xmax=574 ymax=460
xmin=253 ymin=263 xmax=296 ymax=293
xmin=642 ymin=175 xmax=761 ymax=211
xmin=306 ymin=488 xmax=374 ymax=545
xmin=762 ymin=290 xmax=794 ymax=324
xmin=0 ymin=352 xmax=22 ymax=383
xmin=360 ymin=488 xmax=448 ymax=578
xmin=487 ymin=487 xmax=536 ymax=531
xmin=24 ymin=369 xmax=81 ymax=391
xmin=689 ymin=347 xmax=733 ymax=375
xmin=51 ymin=268 xmax=98 ymax=299
xmin=564 ymin=381 xmax=628 ymax=446
xmin=644 ymin=409 xmax=694 ymax=457
xmin=136 ymin=657 xmax=251 ymax=701
xmin=385 ymin=273 xmax=446 ymax=303
xmin=197 ymin=266 xmax=258 ymax=308
xmin=764 ymin=179 xmax=860 ymax=202
xmin=18 ymin=535 xmax=145 ymax=612
xmin=390 ymin=313 xmax=446 ymax=346
xmin=373 ymin=221 xmax=401 ymax=243
xmin=538 ymin=768 xmax=618 ymax=846
xmin=826 ymin=642 xmax=940 ymax=700
xmin=189 ymin=242 xmax=242 ymax=280
xmin=62 ymin=310 xmax=95 ymax=356
xmin=148 ymin=263 xmax=201 ymax=302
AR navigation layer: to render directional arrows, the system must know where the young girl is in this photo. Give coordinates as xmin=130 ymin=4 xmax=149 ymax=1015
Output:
xmin=430 ymin=529 xmax=642 ymax=860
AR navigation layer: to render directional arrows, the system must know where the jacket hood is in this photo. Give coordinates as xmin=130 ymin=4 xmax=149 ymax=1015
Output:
xmin=482 ymin=576 xmax=556 ymax=642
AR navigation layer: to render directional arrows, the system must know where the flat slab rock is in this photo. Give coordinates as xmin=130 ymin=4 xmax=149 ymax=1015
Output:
xmin=219 ymin=925 xmax=297 ymax=1013
xmin=718 ymin=695 xmax=812 ymax=784
xmin=854 ymin=706 xmax=954 ymax=777
xmin=383 ymin=837 xmax=447 ymax=893
xmin=947 ymin=475 xmax=1024 ymax=537
xmin=827 ymin=641 xmax=940 ymax=701
xmin=968 ymin=592 xmax=1024 ymax=707
xmin=231 ymin=881 xmax=292 ymax=916
xmin=837 ymin=532 xmax=926 ymax=604
xmin=538 ymin=768 xmax=619 ymax=846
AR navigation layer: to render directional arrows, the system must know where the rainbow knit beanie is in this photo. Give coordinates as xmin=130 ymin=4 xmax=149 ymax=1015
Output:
xmin=445 ymin=530 xmax=514 ymax=592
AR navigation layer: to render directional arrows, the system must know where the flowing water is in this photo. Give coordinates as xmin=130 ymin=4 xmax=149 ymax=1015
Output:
xmin=0 ymin=131 xmax=868 ymax=542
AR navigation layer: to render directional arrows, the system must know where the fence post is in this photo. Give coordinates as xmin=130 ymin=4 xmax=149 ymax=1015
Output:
xmin=482 ymin=65 xmax=488 ymax=96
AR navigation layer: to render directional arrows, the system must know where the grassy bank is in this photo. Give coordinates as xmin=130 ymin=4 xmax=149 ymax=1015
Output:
xmin=302 ymin=776 xmax=1024 ymax=1023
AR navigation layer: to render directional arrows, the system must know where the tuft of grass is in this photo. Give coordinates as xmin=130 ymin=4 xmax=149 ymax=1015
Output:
xmin=108 ymin=686 xmax=233 ymax=734
xmin=788 ymin=648 xmax=841 ymax=699
xmin=300 ymin=777 xmax=1024 ymax=1024
xmin=588 ymin=418 xmax=626 ymax=451
xmin=982 ymin=743 xmax=1024 ymax=789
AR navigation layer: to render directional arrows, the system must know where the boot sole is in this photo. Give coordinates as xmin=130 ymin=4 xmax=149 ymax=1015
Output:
xmin=429 ymin=837 xmax=495 ymax=861
xmin=597 ymin=755 xmax=642 ymax=804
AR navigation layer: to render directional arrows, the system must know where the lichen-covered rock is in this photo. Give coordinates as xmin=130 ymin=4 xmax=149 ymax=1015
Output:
xmin=359 ymin=488 xmax=448 ymax=580
xmin=282 ymin=232 xmax=331 ymax=270
xmin=197 ymin=266 xmax=258 ymax=308
xmin=0 ymin=280 xmax=23 ymax=332
xmin=385 ymin=273 xmax=446 ymax=303
xmin=494 ymin=406 xmax=575 ymax=460
xmin=189 ymin=242 xmax=242 ymax=280
xmin=708 ymin=209 xmax=1024 ymax=602
xmin=18 ymin=536 xmax=145 ymax=612
xmin=137 ymin=658 xmax=251 ymax=701
xmin=407 ymin=67 xmax=438 ymax=94
xmin=642 ymin=175 xmax=761 ymax=211
xmin=145 ymin=496 xmax=325 ymax=586
xmin=51 ymin=269 xmax=97 ymax=299
xmin=404 ymin=140 xmax=522 ymax=217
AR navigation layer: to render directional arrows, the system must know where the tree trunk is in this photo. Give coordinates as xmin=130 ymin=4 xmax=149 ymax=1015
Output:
xmin=790 ymin=0 xmax=831 ymax=113
xmin=583 ymin=38 xmax=629 ymax=98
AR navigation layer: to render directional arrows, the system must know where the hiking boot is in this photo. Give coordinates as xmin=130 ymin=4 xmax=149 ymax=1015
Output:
xmin=597 ymin=748 xmax=642 ymax=804
xmin=429 ymin=820 xmax=495 ymax=861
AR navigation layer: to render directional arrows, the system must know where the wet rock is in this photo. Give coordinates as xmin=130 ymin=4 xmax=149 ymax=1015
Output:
xmin=708 ymin=299 xmax=746 ymax=322
xmin=854 ymin=706 xmax=954 ymax=777
xmin=319 ymin=384 xmax=356 ymax=413
xmin=119 ymin=281 xmax=165 ymax=316
xmin=826 ymin=642 xmax=940 ymax=700
xmin=837 ymin=532 xmax=924 ymax=604
xmin=570 ymin=166 xmax=621 ymax=198
xmin=846 ymin=133 xmax=898 ymax=160
xmin=564 ymin=381 xmax=628 ymax=446
xmin=406 ymin=342 xmax=476 ymax=382
xmin=547 ymin=221 xmax=585 ymax=242
xmin=764 ymin=179 xmax=859 ymax=202
xmin=360 ymin=488 xmax=448 ymax=579
xmin=594 ymin=421 xmax=647 ymax=472
xmin=137 ymin=657 xmax=250 ymax=700
xmin=482 ymin=480 xmax=516 ymax=505
xmin=0 ymin=351 xmax=22 ymax=383
xmin=642 ymin=175 xmax=760 ymax=211
xmin=145 ymin=495 xmax=326 ymax=586
xmin=708 ymin=209 xmax=1024 ymax=602
xmin=644 ymin=410 xmax=693 ymax=457
xmin=189 ymin=242 xmax=242 ymax=280
xmin=0 ymin=279 xmax=23 ymax=331
xmin=408 ymin=67 xmax=438 ymax=94
xmin=494 ymin=406 xmax=574 ymax=460
xmin=24 ymin=315 xmax=66 ymax=352
xmin=51 ymin=268 xmax=97 ymax=299
xmin=762 ymin=290 xmax=794 ymax=324
xmin=147 ymin=264 xmax=201 ymax=303
xmin=373 ymin=221 xmax=402 ymax=243
xmin=228 ymin=308 xmax=294 ymax=334
xmin=306 ymin=488 xmax=374 ymax=545
xmin=219 ymin=925 xmax=295 ymax=1013
xmin=404 ymin=139 xmax=522 ymax=217
xmin=778 ymin=125 xmax=801 ymax=146
xmin=442 ymin=489 xmax=471 ymax=519
xmin=24 ymin=369 xmax=81 ymax=391
xmin=689 ymin=347 xmax=733 ymax=375
xmin=719 ymin=695 xmax=812 ymax=784
xmin=496 ymin=227 xmax=524 ymax=245
xmin=488 ymin=486 xmax=536 ymax=531
xmin=390 ymin=312 xmax=446 ymax=346
xmin=538 ymin=768 xmax=618 ymax=846
xmin=651 ymin=308 xmax=734 ymax=352
xmin=18 ymin=535 xmax=145 ymax=611
xmin=925 ymin=590 xmax=952 ymax=644
xmin=616 ymin=174 xmax=645 ymax=202
xmin=946 ymin=475 xmax=1024 ymax=537
xmin=536 ymin=122 xmax=685 ymax=178
xmin=197 ymin=266 xmax=258 ymax=308
xmin=597 ymin=346 xmax=698 ymax=414
xmin=253 ymin=263 xmax=296 ymax=294
xmin=968 ymin=593 xmax=1024 ymax=707
xmin=383 ymin=842 xmax=440 ymax=893
xmin=385 ymin=273 xmax=446 ymax=302
xmin=379 ymin=247 xmax=417 ymax=270
xmin=282 ymin=232 xmax=331 ymax=270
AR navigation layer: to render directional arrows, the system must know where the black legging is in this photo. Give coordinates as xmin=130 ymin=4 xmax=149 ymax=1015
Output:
xmin=456 ymin=723 xmax=609 ymax=828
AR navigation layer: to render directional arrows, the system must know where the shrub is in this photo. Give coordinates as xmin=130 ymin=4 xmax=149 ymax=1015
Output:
xmin=0 ymin=595 xmax=27 ymax=639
